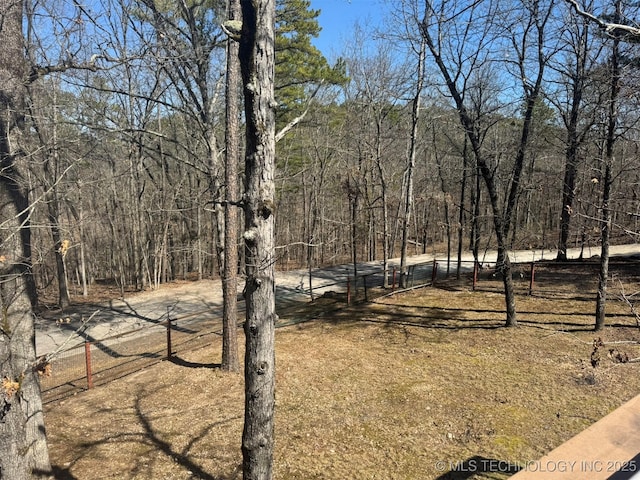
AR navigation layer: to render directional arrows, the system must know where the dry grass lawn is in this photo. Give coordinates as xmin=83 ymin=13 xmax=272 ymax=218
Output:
xmin=45 ymin=283 xmax=640 ymax=480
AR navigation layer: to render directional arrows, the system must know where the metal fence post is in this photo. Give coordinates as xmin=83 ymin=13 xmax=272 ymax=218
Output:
xmin=84 ymin=341 xmax=93 ymax=389
xmin=166 ymin=315 xmax=173 ymax=360
xmin=473 ymin=261 xmax=479 ymax=291
xmin=528 ymin=261 xmax=536 ymax=296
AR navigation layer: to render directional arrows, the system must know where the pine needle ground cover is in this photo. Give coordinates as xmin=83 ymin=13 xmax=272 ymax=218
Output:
xmin=45 ymin=284 xmax=640 ymax=480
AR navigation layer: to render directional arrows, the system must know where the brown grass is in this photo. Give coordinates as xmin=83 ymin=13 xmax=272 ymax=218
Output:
xmin=45 ymin=284 xmax=640 ymax=480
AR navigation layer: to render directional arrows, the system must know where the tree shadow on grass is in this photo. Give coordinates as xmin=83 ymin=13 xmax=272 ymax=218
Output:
xmin=326 ymin=304 xmax=509 ymax=331
xmin=53 ymin=387 xmax=241 ymax=480
xmin=169 ymin=354 xmax=220 ymax=369
xmin=32 ymin=465 xmax=80 ymax=479
xmin=133 ymin=394 xmax=241 ymax=480
xmin=325 ymin=298 xmax=634 ymax=333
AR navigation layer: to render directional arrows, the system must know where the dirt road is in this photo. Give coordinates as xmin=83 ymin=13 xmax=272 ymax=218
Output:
xmin=35 ymin=244 xmax=640 ymax=356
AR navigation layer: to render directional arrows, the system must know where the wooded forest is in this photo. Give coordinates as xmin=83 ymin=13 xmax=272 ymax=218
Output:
xmin=12 ymin=0 xmax=640 ymax=309
xmin=2 ymin=0 xmax=640 ymax=476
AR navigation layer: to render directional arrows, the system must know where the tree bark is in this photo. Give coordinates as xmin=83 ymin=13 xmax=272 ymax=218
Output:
xmin=221 ymin=0 xmax=241 ymax=373
xmin=0 ymin=0 xmax=51 ymax=476
xmin=239 ymin=0 xmax=276 ymax=478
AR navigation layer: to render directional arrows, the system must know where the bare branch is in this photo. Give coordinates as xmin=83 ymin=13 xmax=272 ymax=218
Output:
xmin=275 ymin=80 xmax=324 ymax=143
xmin=28 ymin=58 xmax=102 ymax=84
xmin=565 ymin=0 xmax=640 ymax=39
xmin=617 ymin=279 xmax=640 ymax=329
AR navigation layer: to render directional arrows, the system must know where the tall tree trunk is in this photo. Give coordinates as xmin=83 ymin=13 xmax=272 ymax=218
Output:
xmin=348 ymin=183 xmax=359 ymax=280
xmin=595 ymin=4 xmax=620 ymax=331
xmin=44 ymin=84 xmax=71 ymax=308
xmin=456 ymin=141 xmax=469 ymax=279
xmin=47 ymin=198 xmax=71 ymax=308
xmin=400 ymin=38 xmax=426 ymax=288
xmin=0 ymin=0 xmax=51 ymax=475
xmin=557 ymin=146 xmax=579 ymax=261
xmin=221 ymin=0 xmax=241 ymax=373
xmin=374 ymin=118 xmax=390 ymax=288
xmin=595 ymin=162 xmax=612 ymax=331
xmin=79 ymin=220 xmax=88 ymax=297
xmin=400 ymin=36 xmax=426 ymax=288
xmin=239 ymin=0 xmax=276 ymax=477
xmin=434 ymin=128 xmax=451 ymax=275
xmin=470 ymin=164 xmax=482 ymax=263
xmin=67 ymin=202 xmax=89 ymax=296
xmin=557 ymin=68 xmax=587 ymax=262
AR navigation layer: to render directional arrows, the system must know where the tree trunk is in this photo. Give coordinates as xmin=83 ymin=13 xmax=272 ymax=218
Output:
xmin=0 ymin=185 xmax=51 ymax=478
xmin=595 ymin=6 xmax=620 ymax=331
xmin=0 ymin=0 xmax=51 ymax=475
xmin=350 ymin=187 xmax=359 ymax=281
xmin=595 ymin=163 xmax=612 ymax=331
xmin=221 ymin=0 xmax=241 ymax=373
xmin=434 ymin=130 xmax=452 ymax=276
xmin=456 ymin=141 xmax=468 ymax=279
xmin=557 ymin=151 xmax=578 ymax=262
xmin=557 ymin=76 xmax=585 ymax=262
xmin=239 ymin=0 xmax=276 ymax=477
xmin=400 ymin=36 xmax=426 ymax=288
xmin=47 ymin=200 xmax=71 ymax=309
xmin=374 ymin=118 xmax=389 ymax=288
xmin=497 ymin=245 xmax=517 ymax=328
xmin=43 ymin=85 xmax=71 ymax=308
xmin=470 ymin=165 xmax=481 ymax=263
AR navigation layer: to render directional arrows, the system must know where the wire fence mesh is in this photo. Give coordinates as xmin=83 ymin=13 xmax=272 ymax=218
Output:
xmin=39 ymin=257 xmax=640 ymax=403
xmin=40 ymin=313 xmax=222 ymax=404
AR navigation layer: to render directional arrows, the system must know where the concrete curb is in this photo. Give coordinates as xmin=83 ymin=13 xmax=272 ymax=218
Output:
xmin=511 ymin=394 xmax=640 ymax=479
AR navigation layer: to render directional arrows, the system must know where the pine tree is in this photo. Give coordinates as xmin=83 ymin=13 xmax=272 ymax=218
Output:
xmin=239 ymin=0 xmax=277 ymax=476
xmin=275 ymin=0 xmax=347 ymax=126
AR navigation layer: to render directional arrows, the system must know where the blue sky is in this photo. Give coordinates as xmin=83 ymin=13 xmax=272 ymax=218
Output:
xmin=311 ymin=0 xmax=388 ymax=59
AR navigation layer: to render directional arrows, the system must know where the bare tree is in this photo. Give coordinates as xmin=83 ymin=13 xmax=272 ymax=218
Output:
xmin=549 ymin=1 xmax=604 ymax=261
xmin=27 ymin=75 xmax=73 ymax=308
xmin=239 ymin=0 xmax=277 ymax=477
xmin=341 ymin=29 xmax=407 ymax=286
xmin=595 ymin=0 xmax=622 ymax=331
xmin=414 ymin=0 xmax=554 ymax=326
xmin=400 ymin=33 xmax=426 ymax=288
